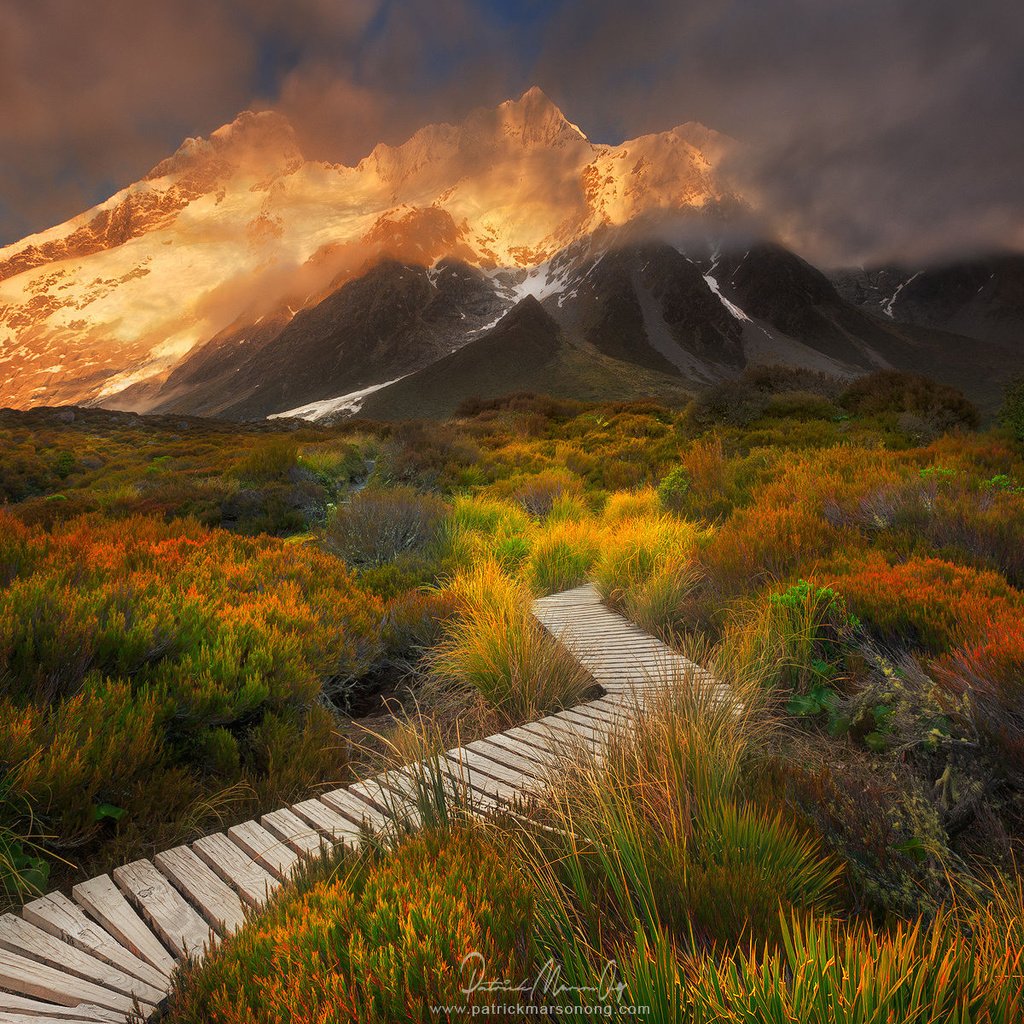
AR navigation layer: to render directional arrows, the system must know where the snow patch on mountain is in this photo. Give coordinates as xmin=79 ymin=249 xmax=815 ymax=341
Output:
xmin=269 ymin=376 xmax=409 ymax=421
xmin=702 ymin=273 xmax=751 ymax=322
xmin=883 ymin=271 xmax=922 ymax=317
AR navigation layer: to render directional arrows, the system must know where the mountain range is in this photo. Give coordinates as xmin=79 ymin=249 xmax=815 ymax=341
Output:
xmin=0 ymin=87 xmax=1020 ymax=420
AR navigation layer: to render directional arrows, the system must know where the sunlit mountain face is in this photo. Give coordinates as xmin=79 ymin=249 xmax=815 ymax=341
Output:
xmin=1 ymin=86 xmax=1021 ymax=420
xmin=0 ymin=89 xmax=739 ymax=408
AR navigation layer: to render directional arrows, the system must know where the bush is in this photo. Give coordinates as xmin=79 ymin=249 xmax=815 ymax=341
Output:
xmin=326 ymin=486 xmax=447 ymax=567
xmin=999 ymin=375 xmax=1024 ymax=443
xmin=840 ymin=371 xmax=979 ymax=434
xmin=657 ymin=467 xmax=691 ymax=514
xmin=688 ymin=367 xmax=843 ymax=430
xmin=0 ymin=511 xmax=381 ymax=871
xmin=509 ymin=469 xmax=582 ymax=518
xmin=165 ymin=826 xmax=535 ymax=1024
xmin=722 ymin=580 xmax=855 ymax=693
xmin=235 ymin=437 xmax=299 ymax=484
xmin=832 ymin=553 xmax=1020 ymax=653
xmin=381 ymin=589 xmax=457 ymax=661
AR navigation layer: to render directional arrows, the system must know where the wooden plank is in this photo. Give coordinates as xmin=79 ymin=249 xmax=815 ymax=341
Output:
xmin=71 ymin=876 xmax=176 ymax=977
xmin=193 ymin=832 xmax=279 ymax=908
xmin=0 ymin=1014 xmax=118 ymax=1024
xmin=0 ymin=915 xmax=161 ymax=1009
xmin=519 ymin=719 xmax=602 ymax=755
xmin=260 ymin=808 xmax=326 ymax=860
xmin=0 ymin=992 xmax=122 ymax=1022
xmin=290 ymin=798 xmax=365 ymax=847
xmin=536 ymin=713 xmax=605 ymax=742
xmin=226 ymin=821 xmax=300 ymax=882
xmin=453 ymin=744 xmax=538 ymax=784
xmin=113 ymin=859 xmax=215 ymax=961
xmin=465 ymin=739 xmax=545 ymax=778
xmin=558 ymin=707 xmax=624 ymax=733
xmin=154 ymin=847 xmax=246 ymax=936
xmin=319 ymin=787 xmax=392 ymax=832
xmin=438 ymin=754 xmax=523 ymax=804
xmin=22 ymin=891 xmax=169 ymax=990
xmin=477 ymin=733 xmax=557 ymax=776
xmin=346 ymin=776 xmax=420 ymax=827
xmin=0 ymin=947 xmax=136 ymax=1016
xmin=497 ymin=725 xmax=560 ymax=758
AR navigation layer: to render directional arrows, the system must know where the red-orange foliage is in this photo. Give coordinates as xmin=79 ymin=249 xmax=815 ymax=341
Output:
xmin=0 ymin=511 xmax=383 ymax=858
xmin=831 ymin=553 xmax=1022 ymax=654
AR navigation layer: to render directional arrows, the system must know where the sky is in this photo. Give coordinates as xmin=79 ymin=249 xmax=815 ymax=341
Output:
xmin=1 ymin=0 xmax=1022 ymax=265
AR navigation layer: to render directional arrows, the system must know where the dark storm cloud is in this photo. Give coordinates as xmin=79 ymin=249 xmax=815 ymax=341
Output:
xmin=533 ymin=0 xmax=1024 ymax=265
xmin=1 ymin=0 xmax=1021 ymax=264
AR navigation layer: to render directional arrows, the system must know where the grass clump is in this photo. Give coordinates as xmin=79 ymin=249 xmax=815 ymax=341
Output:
xmin=526 ymin=519 xmax=600 ymax=595
xmin=592 ymin=514 xmax=704 ymax=635
xmin=429 ymin=561 xmax=591 ymax=723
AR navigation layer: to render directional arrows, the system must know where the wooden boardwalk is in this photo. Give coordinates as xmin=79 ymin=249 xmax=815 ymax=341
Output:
xmin=0 ymin=584 xmax=710 ymax=1022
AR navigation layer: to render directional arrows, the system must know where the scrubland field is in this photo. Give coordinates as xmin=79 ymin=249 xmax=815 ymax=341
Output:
xmin=2 ymin=367 xmax=1023 ymax=1021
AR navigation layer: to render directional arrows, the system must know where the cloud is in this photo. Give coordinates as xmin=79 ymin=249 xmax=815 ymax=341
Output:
xmin=530 ymin=0 xmax=1024 ymax=264
xmin=1 ymin=0 xmax=1021 ymax=264
xmin=0 ymin=0 xmax=256 ymax=241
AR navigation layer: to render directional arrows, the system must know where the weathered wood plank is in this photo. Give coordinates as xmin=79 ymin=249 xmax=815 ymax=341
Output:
xmin=465 ymin=739 xmax=545 ymax=778
xmin=192 ymin=832 xmax=279 ymax=908
xmin=113 ymin=860 xmax=215 ymax=961
xmin=71 ymin=876 xmax=176 ymax=977
xmin=260 ymin=808 xmax=327 ymax=859
xmin=226 ymin=821 xmax=300 ymax=882
xmin=347 ymin=775 xmax=420 ymax=827
xmin=438 ymin=753 xmax=524 ymax=805
xmin=22 ymin=891 xmax=169 ymax=990
xmin=0 ymin=1013 xmax=118 ymax=1024
xmin=0 ymin=915 xmax=162 ymax=1009
xmin=0 ymin=947 xmax=136 ymax=1016
xmin=154 ymin=847 xmax=247 ymax=936
xmin=451 ymin=744 xmax=537 ymax=785
xmin=290 ymin=798 xmax=365 ymax=847
xmin=319 ymin=787 xmax=392 ymax=832
xmin=0 ymin=992 xmax=122 ymax=1022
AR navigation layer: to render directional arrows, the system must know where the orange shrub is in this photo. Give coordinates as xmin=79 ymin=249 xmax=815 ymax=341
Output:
xmin=703 ymin=502 xmax=851 ymax=595
xmin=831 ymin=553 xmax=1022 ymax=653
xmin=166 ymin=826 xmax=535 ymax=1024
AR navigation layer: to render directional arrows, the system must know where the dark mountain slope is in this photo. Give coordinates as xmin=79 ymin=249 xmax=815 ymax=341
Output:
xmin=357 ymin=297 xmax=691 ymax=421
xmin=144 ymin=258 xmax=506 ymax=419
xmin=547 ymin=243 xmax=745 ymax=376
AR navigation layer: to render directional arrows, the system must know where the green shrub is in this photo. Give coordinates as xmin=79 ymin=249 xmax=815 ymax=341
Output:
xmin=658 ymin=466 xmax=691 ymax=514
xmin=235 ymin=437 xmax=299 ymax=483
xmin=840 ymin=371 xmax=979 ymax=433
xmin=1000 ymin=375 xmax=1024 ymax=443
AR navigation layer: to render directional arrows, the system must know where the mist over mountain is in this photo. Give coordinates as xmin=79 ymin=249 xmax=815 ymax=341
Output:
xmin=0 ymin=89 xmax=1019 ymax=421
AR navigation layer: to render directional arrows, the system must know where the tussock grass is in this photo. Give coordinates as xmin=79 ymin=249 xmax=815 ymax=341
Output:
xmin=526 ymin=519 xmax=601 ymax=595
xmin=512 ymin=670 xmax=840 ymax=954
xmin=429 ymin=562 xmax=591 ymax=724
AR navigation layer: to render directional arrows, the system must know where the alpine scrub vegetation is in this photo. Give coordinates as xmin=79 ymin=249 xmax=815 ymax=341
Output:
xmin=429 ymin=561 xmax=592 ymax=723
xmin=0 ymin=511 xmax=381 ymax=880
xmin=3 ymin=374 xmax=1024 ymax=1016
xmin=164 ymin=826 xmax=535 ymax=1024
